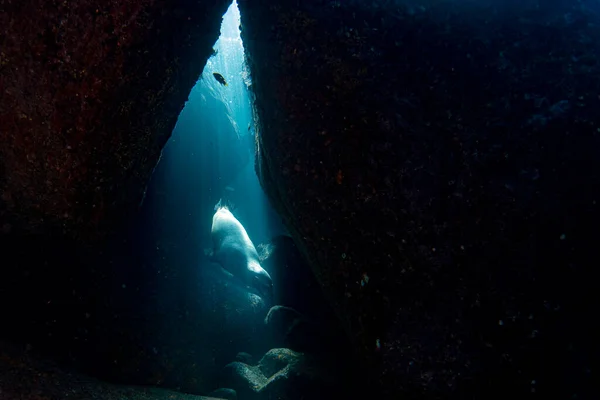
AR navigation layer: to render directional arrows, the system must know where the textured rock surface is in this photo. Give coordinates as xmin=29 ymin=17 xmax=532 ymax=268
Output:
xmin=0 ymin=0 xmax=230 ymax=240
xmin=261 ymin=237 xmax=352 ymax=354
xmin=222 ymin=348 xmax=340 ymax=400
xmin=0 ymin=341 xmax=216 ymax=400
xmin=0 ymin=0 xmax=257 ymax=395
xmin=239 ymin=0 xmax=598 ymax=398
xmin=261 ymin=235 xmax=330 ymax=320
xmin=0 ymin=0 xmax=597 ymax=399
xmin=263 ymin=305 xmax=318 ymax=353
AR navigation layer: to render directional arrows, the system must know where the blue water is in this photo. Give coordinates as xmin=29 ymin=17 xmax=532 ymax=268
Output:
xmin=121 ymin=1 xmax=287 ymax=391
xmin=141 ymin=0 xmax=285 ymax=272
xmin=175 ymin=0 xmax=284 ymax=246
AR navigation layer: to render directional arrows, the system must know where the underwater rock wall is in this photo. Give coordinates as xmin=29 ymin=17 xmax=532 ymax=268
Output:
xmin=0 ymin=0 xmax=251 ymax=395
xmin=239 ymin=0 xmax=599 ymax=398
xmin=0 ymin=340 xmax=214 ymax=400
xmin=0 ymin=0 xmax=231 ymax=240
xmin=0 ymin=28 xmax=268 ymax=394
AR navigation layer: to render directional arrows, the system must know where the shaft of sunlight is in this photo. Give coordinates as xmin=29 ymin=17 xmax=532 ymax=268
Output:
xmin=205 ymin=0 xmax=283 ymax=246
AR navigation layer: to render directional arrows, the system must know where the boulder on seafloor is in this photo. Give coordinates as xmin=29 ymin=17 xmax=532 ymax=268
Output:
xmin=0 ymin=340 xmax=213 ymax=400
xmin=222 ymin=361 xmax=267 ymax=399
xmin=264 ymin=305 xmax=304 ymax=333
xmin=259 ymin=235 xmax=328 ymax=319
xmin=264 ymin=305 xmax=333 ymax=353
xmin=221 ymin=348 xmax=340 ymax=400
xmin=207 ymin=387 xmax=237 ymax=400
xmin=257 ymin=347 xmax=301 ymax=378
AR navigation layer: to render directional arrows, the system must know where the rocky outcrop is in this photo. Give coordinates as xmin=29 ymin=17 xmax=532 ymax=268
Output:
xmin=222 ymin=348 xmax=340 ymax=400
xmin=261 ymin=238 xmax=352 ymax=354
xmin=0 ymin=341 xmax=214 ymax=400
xmin=1 ymin=0 xmax=597 ymax=399
xmin=260 ymin=235 xmax=329 ymax=320
xmin=239 ymin=0 xmax=598 ymax=398
xmin=0 ymin=0 xmax=257 ymax=395
xmin=0 ymin=0 xmax=230 ymax=240
xmin=263 ymin=305 xmax=322 ymax=353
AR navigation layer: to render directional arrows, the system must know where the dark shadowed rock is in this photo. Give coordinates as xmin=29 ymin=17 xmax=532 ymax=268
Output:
xmin=0 ymin=341 xmax=212 ymax=400
xmin=239 ymin=0 xmax=598 ymax=398
xmin=0 ymin=0 xmax=230 ymax=240
xmin=257 ymin=348 xmax=302 ymax=378
xmin=0 ymin=0 xmax=239 ymax=395
xmin=222 ymin=361 xmax=267 ymax=399
xmin=260 ymin=235 xmax=329 ymax=319
xmin=261 ymin=237 xmax=353 ymax=354
xmin=0 ymin=0 xmax=596 ymax=399
xmin=208 ymin=388 xmax=238 ymax=400
xmin=264 ymin=305 xmax=321 ymax=353
xmin=264 ymin=305 xmax=304 ymax=334
xmin=221 ymin=348 xmax=341 ymax=400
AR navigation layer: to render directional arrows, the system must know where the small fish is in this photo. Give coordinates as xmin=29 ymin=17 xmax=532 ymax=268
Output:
xmin=213 ymin=72 xmax=227 ymax=86
xmin=225 ymin=186 xmax=235 ymax=192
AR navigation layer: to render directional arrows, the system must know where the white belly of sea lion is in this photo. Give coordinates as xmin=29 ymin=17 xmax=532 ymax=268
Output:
xmin=210 ymin=207 xmax=273 ymax=299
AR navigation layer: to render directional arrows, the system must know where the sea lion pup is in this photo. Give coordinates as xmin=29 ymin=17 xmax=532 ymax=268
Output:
xmin=210 ymin=200 xmax=273 ymax=300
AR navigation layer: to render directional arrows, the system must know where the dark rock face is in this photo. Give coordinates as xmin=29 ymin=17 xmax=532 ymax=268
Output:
xmin=261 ymin=235 xmax=329 ymax=320
xmin=263 ymin=305 xmax=305 ymax=350
xmin=239 ymin=0 xmax=598 ymax=398
xmin=0 ymin=0 xmax=597 ymax=399
xmin=222 ymin=348 xmax=341 ymax=400
xmin=263 ymin=305 xmax=330 ymax=354
xmin=0 ymin=341 xmax=212 ymax=400
xmin=262 ymin=237 xmax=352 ymax=354
xmin=0 ymin=0 xmax=230 ymax=240
xmin=0 ymin=0 xmax=246 ymax=395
